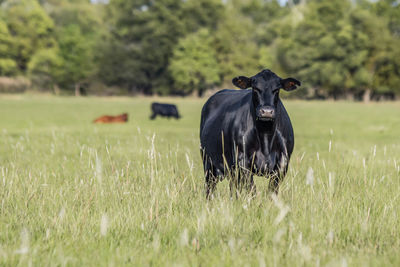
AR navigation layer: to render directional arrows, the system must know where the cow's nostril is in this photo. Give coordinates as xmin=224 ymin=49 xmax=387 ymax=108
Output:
xmin=259 ymin=107 xmax=275 ymax=118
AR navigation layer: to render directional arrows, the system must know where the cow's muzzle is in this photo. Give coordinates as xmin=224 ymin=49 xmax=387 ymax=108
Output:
xmin=256 ymin=106 xmax=275 ymax=121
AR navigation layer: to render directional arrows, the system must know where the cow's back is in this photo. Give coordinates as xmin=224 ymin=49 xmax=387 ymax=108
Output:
xmin=200 ymin=89 xmax=251 ymax=172
xmin=200 ymin=89 xmax=249 ymax=134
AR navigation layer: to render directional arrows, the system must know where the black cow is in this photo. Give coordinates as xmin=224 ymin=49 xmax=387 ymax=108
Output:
xmin=150 ymin=103 xmax=181 ymax=120
xmin=200 ymin=69 xmax=301 ymax=198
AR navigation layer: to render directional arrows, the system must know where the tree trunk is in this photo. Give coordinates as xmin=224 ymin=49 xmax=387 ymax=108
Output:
xmin=363 ymin=89 xmax=371 ymax=103
xmin=75 ymin=83 xmax=81 ymax=97
xmin=345 ymin=92 xmax=354 ymax=101
xmin=53 ymin=84 xmax=60 ymax=96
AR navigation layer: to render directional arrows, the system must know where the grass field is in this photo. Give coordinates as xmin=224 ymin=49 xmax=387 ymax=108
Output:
xmin=0 ymin=95 xmax=399 ymax=266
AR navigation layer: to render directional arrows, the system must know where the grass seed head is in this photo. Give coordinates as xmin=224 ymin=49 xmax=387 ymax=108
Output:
xmin=100 ymin=213 xmax=109 ymax=236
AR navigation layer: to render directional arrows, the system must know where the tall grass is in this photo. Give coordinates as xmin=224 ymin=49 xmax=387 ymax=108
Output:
xmin=0 ymin=96 xmax=399 ymax=266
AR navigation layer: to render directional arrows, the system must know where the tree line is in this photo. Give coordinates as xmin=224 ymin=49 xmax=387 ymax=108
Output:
xmin=0 ymin=0 xmax=399 ymax=100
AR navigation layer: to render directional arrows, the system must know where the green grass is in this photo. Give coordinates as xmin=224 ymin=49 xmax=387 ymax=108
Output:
xmin=0 ymin=95 xmax=399 ymax=266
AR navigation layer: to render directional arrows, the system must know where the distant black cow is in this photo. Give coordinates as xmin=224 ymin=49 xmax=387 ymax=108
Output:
xmin=200 ymin=69 xmax=301 ymax=198
xmin=150 ymin=103 xmax=181 ymax=120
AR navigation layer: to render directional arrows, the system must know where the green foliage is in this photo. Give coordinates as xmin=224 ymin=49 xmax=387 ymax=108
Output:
xmin=56 ymin=25 xmax=94 ymax=89
xmin=44 ymin=0 xmax=103 ymax=35
xmin=275 ymin=0 xmax=400 ymax=99
xmin=2 ymin=0 xmax=55 ymax=72
xmin=0 ymin=20 xmax=17 ymax=76
xmin=0 ymin=0 xmax=399 ymax=97
xmin=99 ymin=0 xmax=186 ymax=94
xmin=372 ymin=39 xmax=400 ymax=95
xmin=98 ymin=0 xmax=224 ymax=94
xmin=27 ymin=48 xmax=62 ymax=90
xmin=369 ymin=1 xmax=400 ymax=95
xmin=0 ymin=0 xmax=101 ymax=92
xmin=0 ymin=58 xmax=17 ymax=76
xmin=45 ymin=0 xmax=102 ymax=92
xmin=181 ymin=0 xmax=224 ymax=32
xmin=169 ymin=29 xmax=221 ymax=95
xmin=212 ymin=4 xmax=261 ymax=84
xmin=373 ymin=0 xmax=400 ymax=37
xmin=275 ymin=0 xmax=350 ymax=96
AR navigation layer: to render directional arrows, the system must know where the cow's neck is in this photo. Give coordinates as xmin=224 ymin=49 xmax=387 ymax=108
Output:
xmin=255 ymin=120 xmax=277 ymax=149
xmin=249 ymin=102 xmax=277 ymax=152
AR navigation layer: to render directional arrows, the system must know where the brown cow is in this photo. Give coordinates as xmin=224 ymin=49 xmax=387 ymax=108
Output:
xmin=93 ymin=113 xmax=128 ymax=124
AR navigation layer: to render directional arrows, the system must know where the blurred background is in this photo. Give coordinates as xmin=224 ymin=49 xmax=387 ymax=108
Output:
xmin=0 ymin=0 xmax=399 ymax=101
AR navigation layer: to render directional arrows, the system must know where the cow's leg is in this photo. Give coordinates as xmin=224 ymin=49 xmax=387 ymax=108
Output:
xmin=237 ymin=147 xmax=256 ymax=197
xmin=245 ymin=174 xmax=256 ymax=197
xmin=268 ymin=152 xmax=288 ymax=195
xmin=229 ymin=168 xmax=241 ymax=199
xmin=202 ymin=152 xmax=218 ymax=199
xmin=241 ymin=169 xmax=256 ymax=197
xmin=268 ymin=132 xmax=289 ymax=195
xmin=149 ymin=112 xmax=156 ymax=120
xmin=230 ymin=168 xmax=255 ymax=198
xmin=205 ymin=170 xmax=218 ymax=199
xmin=268 ymin=173 xmax=280 ymax=195
xmin=229 ymin=177 xmax=235 ymax=199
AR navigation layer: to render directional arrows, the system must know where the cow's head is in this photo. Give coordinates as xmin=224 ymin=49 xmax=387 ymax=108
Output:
xmin=232 ymin=69 xmax=300 ymax=122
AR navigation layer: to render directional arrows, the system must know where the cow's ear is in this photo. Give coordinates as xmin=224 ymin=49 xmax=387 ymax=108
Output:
xmin=281 ymin=78 xmax=301 ymax=91
xmin=232 ymin=76 xmax=251 ymax=89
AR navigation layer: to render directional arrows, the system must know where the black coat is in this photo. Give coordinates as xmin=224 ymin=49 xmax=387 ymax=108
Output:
xmin=150 ymin=103 xmax=180 ymax=119
xmin=200 ymin=89 xmax=294 ymax=178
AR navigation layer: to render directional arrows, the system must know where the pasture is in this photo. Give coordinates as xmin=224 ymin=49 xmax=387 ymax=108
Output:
xmin=0 ymin=95 xmax=399 ymax=266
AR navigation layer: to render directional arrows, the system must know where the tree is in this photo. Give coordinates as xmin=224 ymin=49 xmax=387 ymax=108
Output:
xmin=99 ymin=0 xmax=224 ymax=94
xmin=370 ymin=0 xmax=400 ymax=98
xmin=2 ymin=0 xmax=55 ymax=72
xmin=275 ymin=0 xmax=352 ymax=98
xmin=42 ymin=0 xmax=104 ymax=36
xmin=56 ymin=25 xmax=94 ymax=96
xmin=240 ymin=0 xmax=288 ymax=45
xmin=372 ymin=0 xmax=400 ymax=37
xmin=345 ymin=6 xmax=394 ymax=101
xmin=212 ymin=2 xmax=262 ymax=86
xmin=39 ymin=0 xmax=103 ymax=94
xmin=169 ymin=29 xmax=221 ymax=96
xmin=98 ymin=0 xmax=185 ymax=94
xmin=27 ymin=48 xmax=62 ymax=92
xmin=0 ymin=19 xmax=17 ymax=76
